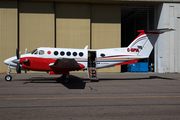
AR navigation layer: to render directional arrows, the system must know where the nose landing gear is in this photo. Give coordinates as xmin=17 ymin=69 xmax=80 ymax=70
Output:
xmin=56 ymin=74 xmax=70 ymax=84
xmin=5 ymin=75 xmax=12 ymax=81
xmin=5 ymin=65 xmax=12 ymax=81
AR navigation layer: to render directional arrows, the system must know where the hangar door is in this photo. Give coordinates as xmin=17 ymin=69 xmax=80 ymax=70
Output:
xmin=56 ymin=3 xmax=90 ymax=48
xmin=0 ymin=1 xmax=17 ymax=73
xmin=19 ymin=2 xmax=55 ymax=54
xmin=91 ymin=5 xmax=121 ymax=72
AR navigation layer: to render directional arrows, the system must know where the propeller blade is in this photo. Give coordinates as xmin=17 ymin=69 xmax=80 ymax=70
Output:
xmin=19 ymin=51 xmax=21 ymax=58
xmin=16 ymin=48 xmax=21 ymax=73
xmin=16 ymin=48 xmax=19 ymax=59
xmin=16 ymin=63 xmax=21 ymax=74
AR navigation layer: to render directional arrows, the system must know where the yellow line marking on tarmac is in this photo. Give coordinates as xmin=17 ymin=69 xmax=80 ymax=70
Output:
xmin=0 ymin=96 xmax=180 ymax=101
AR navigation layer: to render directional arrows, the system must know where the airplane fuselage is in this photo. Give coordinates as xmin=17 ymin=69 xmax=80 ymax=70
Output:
xmin=4 ymin=47 xmax=141 ymax=74
xmin=4 ymin=28 xmax=174 ymax=82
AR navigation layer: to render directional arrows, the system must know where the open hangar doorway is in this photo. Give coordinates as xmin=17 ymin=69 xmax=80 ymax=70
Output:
xmin=121 ymin=5 xmax=155 ymax=72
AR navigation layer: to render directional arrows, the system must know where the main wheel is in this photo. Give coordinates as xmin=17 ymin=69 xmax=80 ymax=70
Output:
xmin=63 ymin=78 xmax=69 ymax=84
xmin=5 ymin=75 xmax=12 ymax=81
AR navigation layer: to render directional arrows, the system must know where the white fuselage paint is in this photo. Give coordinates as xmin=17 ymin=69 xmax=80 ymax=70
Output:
xmin=4 ymin=47 xmax=144 ymax=71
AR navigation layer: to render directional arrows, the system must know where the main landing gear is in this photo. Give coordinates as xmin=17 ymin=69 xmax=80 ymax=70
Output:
xmin=62 ymin=74 xmax=70 ymax=84
xmin=56 ymin=74 xmax=70 ymax=84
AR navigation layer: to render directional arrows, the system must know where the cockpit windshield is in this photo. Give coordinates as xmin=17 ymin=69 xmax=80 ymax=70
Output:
xmin=31 ymin=49 xmax=38 ymax=54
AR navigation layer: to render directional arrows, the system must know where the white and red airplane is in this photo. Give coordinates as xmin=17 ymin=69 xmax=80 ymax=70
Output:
xmin=4 ymin=28 xmax=174 ymax=83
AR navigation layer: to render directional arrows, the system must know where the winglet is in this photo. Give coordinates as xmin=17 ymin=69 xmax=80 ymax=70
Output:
xmin=84 ymin=45 xmax=88 ymax=49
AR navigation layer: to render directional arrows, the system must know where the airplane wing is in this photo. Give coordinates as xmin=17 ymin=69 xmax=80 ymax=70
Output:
xmin=49 ymin=58 xmax=84 ymax=69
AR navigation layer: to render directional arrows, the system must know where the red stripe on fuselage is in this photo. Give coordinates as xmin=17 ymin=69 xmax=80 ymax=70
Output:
xmin=97 ymin=55 xmax=137 ymax=59
xmin=115 ymin=59 xmax=138 ymax=66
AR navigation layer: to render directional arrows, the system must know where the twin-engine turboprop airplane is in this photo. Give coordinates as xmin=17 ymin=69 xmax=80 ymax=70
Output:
xmin=4 ymin=28 xmax=174 ymax=83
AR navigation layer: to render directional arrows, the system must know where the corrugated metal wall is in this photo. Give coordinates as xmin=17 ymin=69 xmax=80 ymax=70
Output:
xmin=19 ymin=2 xmax=55 ymax=54
xmin=0 ymin=1 xmax=121 ymax=73
xmin=56 ymin=3 xmax=90 ymax=48
xmin=91 ymin=5 xmax=121 ymax=72
xmin=0 ymin=1 xmax=17 ymax=73
xmin=155 ymin=3 xmax=180 ymax=73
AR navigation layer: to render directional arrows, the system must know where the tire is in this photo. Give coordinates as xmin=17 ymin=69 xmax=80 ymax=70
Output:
xmin=5 ymin=75 xmax=12 ymax=81
xmin=63 ymin=78 xmax=69 ymax=84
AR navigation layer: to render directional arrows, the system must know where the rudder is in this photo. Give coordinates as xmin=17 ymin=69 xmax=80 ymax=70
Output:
xmin=127 ymin=28 xmax=174 ymax=58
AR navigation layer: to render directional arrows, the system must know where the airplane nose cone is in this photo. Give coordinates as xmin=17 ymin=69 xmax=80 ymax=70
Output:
xmin=4 ymin=56 xmax=17 ymax=66
xmin=4 ymin=59 xmax=9 ymax=65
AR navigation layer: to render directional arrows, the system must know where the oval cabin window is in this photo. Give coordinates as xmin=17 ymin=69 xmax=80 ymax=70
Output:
xmin=66 ymin=51 xmax=71 ymax=56
xmin=60 ymin=51 xmax=65 ymax=56
xmin=54 ymin=51 xmax=58 ymax=56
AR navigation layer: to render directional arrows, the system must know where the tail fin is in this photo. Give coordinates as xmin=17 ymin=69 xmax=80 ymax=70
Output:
xmin=127 ymin=28 xmax=174 ymax=57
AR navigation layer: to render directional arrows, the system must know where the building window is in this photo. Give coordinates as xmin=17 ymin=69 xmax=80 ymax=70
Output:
xmin=60 ymin=51 xmax=65 ymax=56
xmin=79 ymin=52 xmax=84 ymax=57
xmin=73 ymin=52 xmax=77 ymax=56
xmin=54 ymin=51 xmax=58 ymax=56
xmin=66 ymin=51 xmax=71 ymax=56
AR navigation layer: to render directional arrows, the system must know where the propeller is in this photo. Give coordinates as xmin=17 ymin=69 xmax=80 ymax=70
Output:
xmin=16 ymin=48 xmax=21 ymax=74
xmin=24 ymin=48 xmax=27 ymax=74
xmin=13 ymin=48 xmax=29 ymax=74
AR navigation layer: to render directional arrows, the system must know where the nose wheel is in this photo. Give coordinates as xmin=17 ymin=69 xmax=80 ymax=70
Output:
xmin=5 ymin=65 xmax=12 ymax=81
xmin=5 ymin=75 xmax=12 ymax=81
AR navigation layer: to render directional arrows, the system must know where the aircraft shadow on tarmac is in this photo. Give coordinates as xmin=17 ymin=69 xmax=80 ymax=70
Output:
xmin=20 ymin=75 xmax=87 ymax=89
xmin=99 ymin=76 xmax=175 ymax=81
xmin=15 ymin=75 xmax=174 ymax=89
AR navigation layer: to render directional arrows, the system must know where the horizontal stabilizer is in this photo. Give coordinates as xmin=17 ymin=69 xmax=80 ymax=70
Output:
xmin=127 ymin=28 xmax=174 ymax=57
xmin=138 ymin=28 xmax=175 ymax=34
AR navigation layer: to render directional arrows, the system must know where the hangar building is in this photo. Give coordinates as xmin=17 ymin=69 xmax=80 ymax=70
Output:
xmin=0 ymin=0 xmax=180 ymax=73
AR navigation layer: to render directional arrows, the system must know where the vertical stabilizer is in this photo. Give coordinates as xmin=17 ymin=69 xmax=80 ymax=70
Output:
xmin=127 ymin=28 xmax=174 ymax=57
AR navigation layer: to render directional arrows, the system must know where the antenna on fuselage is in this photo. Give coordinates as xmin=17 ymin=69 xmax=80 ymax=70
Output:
xmin=84 ymin=45 xmax=88 ymax=49
xmin=25 ymin=48 xmax=27 ymax=54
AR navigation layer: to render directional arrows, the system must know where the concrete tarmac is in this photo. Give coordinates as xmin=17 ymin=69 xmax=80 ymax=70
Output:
xmin=0 ymin=72 xmax=180 ymax=120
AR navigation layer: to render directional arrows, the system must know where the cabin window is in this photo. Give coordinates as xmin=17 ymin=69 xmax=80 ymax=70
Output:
xmin=39 ymin=50 xmax=44 ymax=55
xmin=33 ymin=50 xmax=38 ymax=55
xmin=73 ymin=52 xmax=77 ymax=56
xmin=54 ymin=51 xmax=58 ymax=56
xmin=66 ymin=51 xmax=71 ymax=56
xmin=31 ymin=49 xmax=37 ymax=54
xmin=79 ymin=52 xmax=84 ymax=57
xmin=100 ymin=53 xmax=105 ymax=57
xmin=60 ymin=51 xmax=65 ymax=56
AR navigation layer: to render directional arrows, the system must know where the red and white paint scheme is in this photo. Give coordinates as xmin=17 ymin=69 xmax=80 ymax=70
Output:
xmin=4 ymin=28 xmax=174 ymax=83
